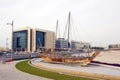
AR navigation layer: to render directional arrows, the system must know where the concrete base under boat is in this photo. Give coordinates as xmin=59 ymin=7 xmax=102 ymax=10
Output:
xmin=30 ymin=58 xmax=120 ymax=80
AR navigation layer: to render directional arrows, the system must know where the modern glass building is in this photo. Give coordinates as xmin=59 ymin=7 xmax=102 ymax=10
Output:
xmin=56 ymin=38 xmax=68 ymax=49
xmin=13 ymin=27 xmax=55 ymax=52
xmin=56 ymin=38 xmax=91 ymax=51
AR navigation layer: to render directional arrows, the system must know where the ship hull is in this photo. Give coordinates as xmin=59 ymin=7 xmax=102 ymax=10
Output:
xmin=40 ymin=51 xmax=100 ymax=66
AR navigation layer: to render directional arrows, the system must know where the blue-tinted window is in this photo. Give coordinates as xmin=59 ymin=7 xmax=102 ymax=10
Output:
xmin=13 ymin=30 xmax=28 ymax=50
xmin=36 ymin=31 xmax=45 ymax=50
xmin=56 ymin=41 xmax=61 ymax=48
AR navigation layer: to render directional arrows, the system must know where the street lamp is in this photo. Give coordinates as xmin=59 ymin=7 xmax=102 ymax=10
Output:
xmin=6 ymin=38 xmax=9 ymax=51
xmin=7 ymin=20 xmax=14 ymax=61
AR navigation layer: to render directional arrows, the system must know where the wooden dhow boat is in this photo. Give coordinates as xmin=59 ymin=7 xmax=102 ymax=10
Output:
xmin=40 ymin=12 xmax=100 ymax=66
xmin=40 ymin=51 xmax=100 ymax=65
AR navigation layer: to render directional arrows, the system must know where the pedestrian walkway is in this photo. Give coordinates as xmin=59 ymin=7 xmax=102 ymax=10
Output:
xmin=0 ymin=60 xmax=51 ymax=80
xmin=31 ymin=58 xmax=120 ymax=80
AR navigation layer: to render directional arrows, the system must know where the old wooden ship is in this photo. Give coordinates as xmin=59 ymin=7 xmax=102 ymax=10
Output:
xmin=40 ymin=12 xmax=100 ymax=66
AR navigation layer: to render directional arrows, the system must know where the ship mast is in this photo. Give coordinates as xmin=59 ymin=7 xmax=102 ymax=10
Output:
xmin=56 ymin=20 xmax=58 ymax=40
xmin=67 ymin=11 xmax=71 ymax=52
xmin=55 ymin=20 xmax=58 ymax=50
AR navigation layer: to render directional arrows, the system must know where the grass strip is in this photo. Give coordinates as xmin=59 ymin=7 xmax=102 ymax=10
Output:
xmin=15 ymin=60 xmax=94 ymax=80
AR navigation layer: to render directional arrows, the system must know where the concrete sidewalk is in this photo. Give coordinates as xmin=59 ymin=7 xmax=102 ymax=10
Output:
xmin=0 ymin=60 xmax=50 ymax=80
xmin=31 ymin=58 xmax=120 ymax=80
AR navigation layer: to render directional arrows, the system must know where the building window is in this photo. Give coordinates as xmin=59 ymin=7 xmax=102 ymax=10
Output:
xmin=36 ymin=31 xmax=45 ymax=50
xmin=13 ymin=30 xmax=28 ymax=51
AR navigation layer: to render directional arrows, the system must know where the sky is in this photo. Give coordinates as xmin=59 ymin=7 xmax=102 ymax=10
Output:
xmin=0 ymin=0 xmax=120 ymax=48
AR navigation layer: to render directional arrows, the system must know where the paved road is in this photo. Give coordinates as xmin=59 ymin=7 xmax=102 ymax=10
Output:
xmin=0 ymin=60 xmax=50 ymax=80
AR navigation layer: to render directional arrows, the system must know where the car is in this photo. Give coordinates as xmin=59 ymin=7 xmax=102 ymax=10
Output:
xmin=3 ymin=51 xmax=11 ymax=54
xmin=5 ymin=59 xmax=12 ymax=62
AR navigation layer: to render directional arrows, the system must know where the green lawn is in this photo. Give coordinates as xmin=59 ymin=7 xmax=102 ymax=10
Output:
xmin=15 ymin=60 xmax=94 ymax=80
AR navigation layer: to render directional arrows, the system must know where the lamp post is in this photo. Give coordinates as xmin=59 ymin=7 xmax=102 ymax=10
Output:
xmin=6 ymin=38 xmax=9 ymax=51
xmin=7 ymin=20 xmax=14 ymax=61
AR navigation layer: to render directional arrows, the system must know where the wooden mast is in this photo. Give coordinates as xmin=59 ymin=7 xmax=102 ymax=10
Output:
xmin=67 ymin=11 xmax=71 ymax=52
xmin=56 ymin=20 xmax=58 ymax=40
xmin=55 ymin=20 xmax=58 ymax=50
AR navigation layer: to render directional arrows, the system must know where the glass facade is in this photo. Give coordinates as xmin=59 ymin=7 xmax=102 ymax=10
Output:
xmin=36 ymin=31 xmax=45 ymax=50
xmin=13 ymin=30 xmax=28 ymax=51
xmin=71 ymin=41 xmax=76 ymax=49
xmin=56 ymin=38 xmax=68 ymax=49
